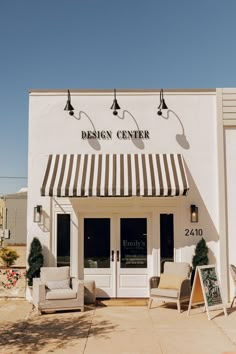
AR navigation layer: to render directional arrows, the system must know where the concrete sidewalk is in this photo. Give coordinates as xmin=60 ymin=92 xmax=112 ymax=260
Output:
xmin=0 ymin=299 xmax=236 ymax=354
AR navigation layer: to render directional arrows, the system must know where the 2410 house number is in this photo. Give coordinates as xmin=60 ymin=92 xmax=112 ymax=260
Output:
xmin=185 ymin=229 xmax=203 ymax=236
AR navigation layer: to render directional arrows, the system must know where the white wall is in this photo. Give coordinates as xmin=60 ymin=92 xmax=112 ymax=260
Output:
xmin=225 ymin=128 xmax=236 ymax=300
xmin=27 ymin=90 xmax=219 ymax=270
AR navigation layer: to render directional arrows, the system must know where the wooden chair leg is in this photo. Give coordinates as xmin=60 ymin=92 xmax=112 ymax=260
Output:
xmin=148 ymin=298 xmax=153 ymax=309
xmin=177 ymin=301 xmax=181 ymax=313
xmin=230 ymin=297 xmax=236 ymax=308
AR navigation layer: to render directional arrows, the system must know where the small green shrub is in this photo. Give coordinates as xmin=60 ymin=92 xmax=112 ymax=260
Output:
xmin=26 ymin=237 xmax=44 ymax=286
xmin=192 ymin=237 xmax=209 ymax=269
xmin=191 ymin=237 xmax=209 ymax=286
xmin=0 ymin=247 xmax=19 ymax=267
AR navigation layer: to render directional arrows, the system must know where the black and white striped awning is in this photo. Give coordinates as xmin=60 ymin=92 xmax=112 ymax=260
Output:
xmin=41 ymin=154 xmax=189 ymax=197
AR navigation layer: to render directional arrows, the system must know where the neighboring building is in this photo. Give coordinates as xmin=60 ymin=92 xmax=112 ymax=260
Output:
xmin=1 ymin=189 xmax=27 ymax=245
xmin=0 ymin=198 xmax=5 ymax=230
xmin=0 ymin=198 xmax=5 ymax=245
xmin=27 ymin=88 xmax=236 ymax=302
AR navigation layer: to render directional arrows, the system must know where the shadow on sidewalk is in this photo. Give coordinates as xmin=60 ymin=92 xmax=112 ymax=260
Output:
xmin=0 ymin=309 xmax=117 ymax=353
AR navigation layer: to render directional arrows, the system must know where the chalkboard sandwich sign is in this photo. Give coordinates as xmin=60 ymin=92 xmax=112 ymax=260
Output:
xmin=187 ymin=265 xmax=227 ymax=320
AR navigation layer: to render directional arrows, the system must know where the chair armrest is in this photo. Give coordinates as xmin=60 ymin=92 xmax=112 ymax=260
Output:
xmin=180 ymin=278 xmax=191 ymax=298
xmin=32 ymin=278 xmax=46 ymax=308
xmin=149 ymin=276 xmax=160 ymax=289
xmin=71 ymin=278 xmax=84 ymax=301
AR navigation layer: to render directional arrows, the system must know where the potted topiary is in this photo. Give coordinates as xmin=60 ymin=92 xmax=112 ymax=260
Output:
xmin=191 ymin=237 xmax=209 ymax=285
xmin=26 ymin=237 xmax=44 ymax=287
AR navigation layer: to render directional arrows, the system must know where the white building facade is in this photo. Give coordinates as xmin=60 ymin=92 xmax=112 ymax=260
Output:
xmin=27 ymin=88 xmax=236 ymax=302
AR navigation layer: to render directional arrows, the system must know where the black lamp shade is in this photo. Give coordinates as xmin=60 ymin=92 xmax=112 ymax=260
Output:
xmin=161 ymin=99 xmax=168 ymax=110
xmin=110 ymin=99 xmax=120 ymax=110
xmin=64 ymin=90 xmax=74 ymax=112
xmin=158 ymin=89 xmax=168 ymax=114
xmin=64 ymin=100 xmax=74 ymax=111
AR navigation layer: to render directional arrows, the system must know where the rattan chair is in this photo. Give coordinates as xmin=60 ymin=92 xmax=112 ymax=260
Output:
xmin=148 ymin=262 xmax=191 ymax=313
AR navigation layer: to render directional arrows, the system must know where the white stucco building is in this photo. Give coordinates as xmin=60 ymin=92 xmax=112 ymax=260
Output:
xmin=27 ymin=88 xmax=236 ymax=302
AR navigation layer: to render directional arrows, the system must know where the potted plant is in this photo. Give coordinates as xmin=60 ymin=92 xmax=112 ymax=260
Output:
xmin=191 ymin=237 xmax=209 ymax=285
xmin=26 ymin=237 xmax=44 ymax=287
xmin=0 ymin=247 xmax=19 ymax=268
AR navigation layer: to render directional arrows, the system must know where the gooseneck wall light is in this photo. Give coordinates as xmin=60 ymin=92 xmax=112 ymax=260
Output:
xmin=63 ymin=90 xmax=96 ymax=133
xmin=157 ymin=88 xmax=168 ymax=116
xmin=64 ymin=90 xmax=75 ymax=116
xmin=110 ymin=89 xmax=121 ymax=115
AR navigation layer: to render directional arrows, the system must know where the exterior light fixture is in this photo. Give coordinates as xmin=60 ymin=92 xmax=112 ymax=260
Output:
xmin=110 ymin=88 xmax=121 ymax=115
xmin=190 ymin=205 xmax=198 ymax=223
xmin=157 ymin=88 xmax=168 ymax=116
xmin=64 ymin=90 xmax=75 ymax=116
xmin=34 ymin=205 xmax=42 ymax=223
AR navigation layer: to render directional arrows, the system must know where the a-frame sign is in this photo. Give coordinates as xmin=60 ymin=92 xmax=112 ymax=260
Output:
xmin=187 ymin=265 xmax=227 ymax=320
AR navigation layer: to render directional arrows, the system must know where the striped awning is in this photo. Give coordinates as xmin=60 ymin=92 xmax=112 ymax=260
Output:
xmin=41 ymin=154 xmax=189 ymax=197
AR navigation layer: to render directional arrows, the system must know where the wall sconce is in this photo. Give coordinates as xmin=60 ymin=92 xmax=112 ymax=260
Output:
xmin=190 ymin=205 xmax=198 ymax=223
xmin=110 ymin=88 xmax=121 ymax=115
xmin=64 ymin=90 xmax=75 ymax=116
xmin=157 ymin=88 xmax=168 ymax=116
xmin=34 ymin=205 xmax=42 ymax=223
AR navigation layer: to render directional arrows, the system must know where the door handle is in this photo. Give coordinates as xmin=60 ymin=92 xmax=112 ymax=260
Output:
xmin=111 ymin=250 xmax=114 ymax=262
xmin=117 ymin=250 xmax=120 ymax=262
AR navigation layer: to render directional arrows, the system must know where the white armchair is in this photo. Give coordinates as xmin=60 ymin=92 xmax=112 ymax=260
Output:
xmin=32 ymin=266 xmax=84 ymax=314
xmin=148 ymin=262 xmax=191 ymax=313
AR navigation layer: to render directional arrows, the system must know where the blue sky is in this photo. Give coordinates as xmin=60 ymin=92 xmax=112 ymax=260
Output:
xmin=0 ymin=0 xmax=236 ymax=195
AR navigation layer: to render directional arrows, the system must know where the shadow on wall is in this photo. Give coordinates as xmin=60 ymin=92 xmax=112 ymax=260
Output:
xmin=160 ymin=109 xmax=190 ymax=150
xmin=72 ymin=111 xmax=101 ymax=151
xmin=38 ymin=210 xmax=50 ymax=233
xmin=176 ymin=164 xmax=219 ymax=265
xmin=117 ymin=110 xmax=145 ymax=150
xmin=69 ymin=108 xmax=190 ymax=151
xmin=72 ymin=110 xmax=148 ymax=151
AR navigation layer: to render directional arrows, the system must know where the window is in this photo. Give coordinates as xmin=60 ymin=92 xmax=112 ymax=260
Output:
xmin=57 ymin=214 xmax=70 ymax=267
xmin=84 ymin=218 xmax=110 ymax=268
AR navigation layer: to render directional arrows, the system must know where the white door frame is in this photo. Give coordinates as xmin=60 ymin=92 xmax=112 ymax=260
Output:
xmin=80 ymin=212 xmax=151 ymax=298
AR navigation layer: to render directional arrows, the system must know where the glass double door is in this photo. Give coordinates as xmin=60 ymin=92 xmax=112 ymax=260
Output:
xmin=84 ymin=215 xmax=149 ymax=298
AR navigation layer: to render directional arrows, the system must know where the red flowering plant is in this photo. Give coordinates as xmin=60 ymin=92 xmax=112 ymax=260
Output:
xmin=0 ymin=269 xmax=26 ymax=289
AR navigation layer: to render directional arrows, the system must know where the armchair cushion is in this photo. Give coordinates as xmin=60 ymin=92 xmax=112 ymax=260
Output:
xmin=47 ymin=279 xmax=70 ymax=290
xmin=41 ymin=266 xmax=70 ymax=285
xmin=158 ymin=274 xmax=186 ymax=290
xmin=164 ymin=262 xmax=190 ymax=277
xmin=150 ymin=288 xmax=179 ymax=298
xmin=46 ymin=289 xmax=77 ymax=300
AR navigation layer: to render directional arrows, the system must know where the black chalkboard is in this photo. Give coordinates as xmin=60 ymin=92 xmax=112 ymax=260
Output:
xmin=188 ymin=265 xmax=227 ymax=320
xmin=199 ymin=266 xmax=223 ymax=307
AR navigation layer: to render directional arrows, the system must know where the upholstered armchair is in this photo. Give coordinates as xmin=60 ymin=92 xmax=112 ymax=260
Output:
xmin=32 ymin=266 xmax=84 ymax=314
xmin=148 ymin=262 xmax=191 ymax=313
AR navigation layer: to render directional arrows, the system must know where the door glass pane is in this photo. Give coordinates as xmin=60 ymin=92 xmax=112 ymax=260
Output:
xmin=120 ymin=218 xmax=147 ymax=268
xmin=160 ymin=214 xmax=174 ymax=273
xmin=84 ymin=218 xmax=110 ymax=268
xmin=57 ymin=214 xmax=70 ymax=267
